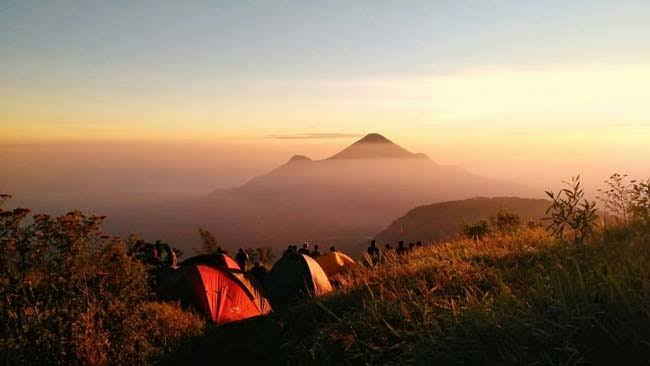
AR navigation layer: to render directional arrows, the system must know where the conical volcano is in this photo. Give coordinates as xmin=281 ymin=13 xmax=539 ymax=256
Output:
xmin=328 ymin=133 xmax=426 ymax=160
xmin=156 ymin=133 xmax=535 ymax=256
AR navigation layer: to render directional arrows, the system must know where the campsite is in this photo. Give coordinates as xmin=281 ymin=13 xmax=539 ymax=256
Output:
xmin=3 ymin=1 xmax=650 ymax=364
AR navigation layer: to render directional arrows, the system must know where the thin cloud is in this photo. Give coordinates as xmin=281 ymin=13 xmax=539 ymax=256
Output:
xmin=267 ymin=133 xmax=362 ymax=140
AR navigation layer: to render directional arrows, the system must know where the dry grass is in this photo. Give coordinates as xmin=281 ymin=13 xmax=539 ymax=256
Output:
xmin=178 ymin=226 xmax=650 ymax=365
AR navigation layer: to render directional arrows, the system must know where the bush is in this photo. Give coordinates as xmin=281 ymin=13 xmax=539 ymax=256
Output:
xmin=545 ymin=175 xmax=599 ymax=245
xmin=0 ymin=195 xmax=204 ymax=365
xmin=461 ymin=210 xmax=522 ymax=239
xmin=116 ymin=302 xmax=204 ymax=364
xmin=597 ymin=173 xmax=650 ymax=229
xmin=494 ymin=209 xmax=522 ymax=233
xmin=461 ymin=219 xmax=491 ymax=239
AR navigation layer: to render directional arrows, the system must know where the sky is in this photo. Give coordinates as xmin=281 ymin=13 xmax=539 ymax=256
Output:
xmin=1 ymin=0 xmax=650 ymax=196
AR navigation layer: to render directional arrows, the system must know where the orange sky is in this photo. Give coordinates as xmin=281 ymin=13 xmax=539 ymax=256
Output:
xmin=2 ymin=2 xmax=650 ymax=199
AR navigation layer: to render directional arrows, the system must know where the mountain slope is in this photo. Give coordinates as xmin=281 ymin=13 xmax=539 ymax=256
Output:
xmin=375 ymin=196 xmax=550 ymax=243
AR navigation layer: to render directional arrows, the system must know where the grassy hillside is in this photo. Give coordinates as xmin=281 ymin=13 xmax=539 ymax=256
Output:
xmin=166 ymin=224 xmax=650 ymax=365
xmin=375 ymin=196 xmax=550 ymax=244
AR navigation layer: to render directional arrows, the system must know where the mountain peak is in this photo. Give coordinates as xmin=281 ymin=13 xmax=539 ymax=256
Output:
xmin=327 ymin=133 xmax=429 ymax=160
xmin=287 ymin=155 xmax=312 ymax=163
xmin=355 ymin=133 xmax=392 ymax=144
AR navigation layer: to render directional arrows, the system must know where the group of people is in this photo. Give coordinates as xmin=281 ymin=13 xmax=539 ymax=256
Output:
xmin=185 ymin=238 xmax=425 ymax=285
xmin=366 ymin=239 xmax=425 ymax=264
xmin=283 ymin=242 xmax=338 ymax=260
xmin=234 ymin=247 xmax=269 ymax=284
xmin=131 ymin=240 xmax=178 ymax=268
xmin=280 ymin=238 xmax=425 ymax=266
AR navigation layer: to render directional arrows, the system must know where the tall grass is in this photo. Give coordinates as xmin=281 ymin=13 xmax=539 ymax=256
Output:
xmin=174 ymin=225 xmax=650 ymax=365
xmin=302 ymin=227 xmax=649 ymax=365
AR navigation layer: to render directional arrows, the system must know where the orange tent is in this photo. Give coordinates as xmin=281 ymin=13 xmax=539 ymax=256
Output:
xmin=180 ymin=264 xmax=271 ymax=325
xmin=316 ymin=251 xmax=356 ymax=277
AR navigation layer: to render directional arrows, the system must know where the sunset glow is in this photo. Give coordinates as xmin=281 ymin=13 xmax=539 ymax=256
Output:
xmin=1 ymin=1 xmax=649 ymax=203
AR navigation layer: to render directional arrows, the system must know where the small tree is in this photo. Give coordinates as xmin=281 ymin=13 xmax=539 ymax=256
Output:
xmin=597 ymin=173 xmax=632 ymax=223
xmin=196 ymin=226 xmax=219 ymax=254
xmin=545 ymin=176 xmax=599 ymax=245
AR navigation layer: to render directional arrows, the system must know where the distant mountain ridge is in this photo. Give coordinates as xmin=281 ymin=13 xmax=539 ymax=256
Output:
xmin=191 ymin=134 xmax=538 ymax=254
xmin=88 ymin=133 xmax=542 ymax=255
xmin=374 ymin=196 xmax=550 ymax=244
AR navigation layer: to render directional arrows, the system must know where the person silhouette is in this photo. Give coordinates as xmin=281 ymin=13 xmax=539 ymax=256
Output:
xmin=298 ymin=242 xmax=310 ymax=256
xmin=367 ymin=240 xmax=381 ymax=265
xmin=396 ymin=241 xmax=407 ymax=256
xmin=367 ymin=240 xmax=380 ymax=256
xmin=311 ymin=244 xmax=322 ymax=259
xmin=235 ymin=248 xmax=248 ymax=271
xmin=329 ymin=246 xmax=337 ymax=253
xmin=382 ymin=243 xmax=394 ymax=262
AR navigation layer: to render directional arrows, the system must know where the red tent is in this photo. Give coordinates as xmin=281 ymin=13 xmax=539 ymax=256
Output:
xmin=180 ymin=264 xmax=271 ymax=325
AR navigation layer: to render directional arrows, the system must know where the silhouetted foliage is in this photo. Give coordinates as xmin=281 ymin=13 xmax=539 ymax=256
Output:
xmin=196 ymin=227 xmax=219 ymax=254
xmin=461 ymin=219 xmax=491 ymax=239
xmin=597 ymin=173 xmax=650 ymax=229
xmin=629 ymin=179 xmax=650 ymax=227
xmin=545 ymin=175 xmax=599 ymax=245
xmin=493 ymin=209 xmax=522 ymax=233
xmin=0 ymin=195 xmax=203 ymax=365
xmin=461 ymin=210 xmax=523 ymax=239
xmin=597 ymin=173 xmax=631 ymax=222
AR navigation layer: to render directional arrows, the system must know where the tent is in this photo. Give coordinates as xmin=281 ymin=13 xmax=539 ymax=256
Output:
xmin=179 ymin=253 xmax=241 ymax=271
xmin=316 ymin=251 xmax=356 ymax=277
xmin=180 ymin=264 xmax=271 ymax=325
xmin=266 ymin=253 xmax=332 ymax=305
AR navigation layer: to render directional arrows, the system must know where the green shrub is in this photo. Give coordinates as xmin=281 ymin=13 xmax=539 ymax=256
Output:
xmin=0 ymin=195 xmax=204 ymax=365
